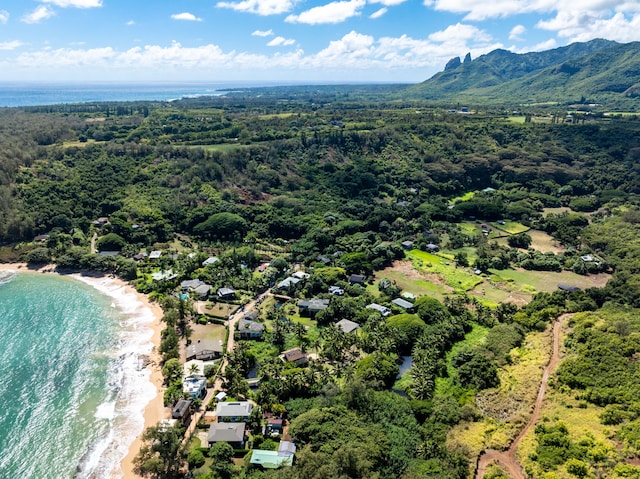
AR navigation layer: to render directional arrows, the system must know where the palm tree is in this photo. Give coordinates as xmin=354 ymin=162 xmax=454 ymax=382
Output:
xmin=188 ymin=363 xmax=200 ymax=377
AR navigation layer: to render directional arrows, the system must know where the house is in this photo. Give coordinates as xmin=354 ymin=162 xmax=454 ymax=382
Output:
xmin=172 ymin=399 xmax=193 ymax=425
xmin=151 ymin=269 xmax=175 ymax=281
xmin=237 ymin=318 xmax=265 ymax=339
xmin=558 ymin=283 xmax=581 ymax=293
xmin=181 ymin=279 xmax=204 ymax=291
xmin=186 ymin=339 xmax=223 ymax=361
xmin=33 ymin=234 xmax=49 ymax=243
xmin=265 ymin=418 xmax=283 ymax=436
xmin=193 ymin=284 xmax=212 ymax=299
xmin=292 ymin=271 xmax=310 ymax=279
xmin=401 ymin=240 xmax=414 ymax=250
xmin=92 ymin=217 xmax=109 ymax=227
xmin=316 ymin=254 xmax=331 ymax=264
xmin=366 ymin=303 xmax=391 ymax=317
xmin=250 ymin=441 xmax=296 ymax=469
xmin=133 ymin=252 xmax=148 ymax=262
xmin=297 ymin=298 xmax=330 ymax=316
xmin=328 ymin=285 xmax=344 ymax=296
xmin=98 ymin=251 xmax=120 ymax=257
xmin=202 ymin=256 xmax=219 ymax=266
xmin=281 ymin=347 xmax=309 ymax=366
xmin=217 ymin=287 xmax=236 ymax=299
xmin=183 ymin=376 xmax=207 ymax=399
xmin=208 ymin=422 xmax=246 ymax=448
xmin=257 ymin=262 xmax=270 ymax=272
xmin=216 ymin=401 xmax=253 ymax=422
xmin=277 ymin=277 xmax=300 ymax=290
xmin=392 ymin=298 xmax=415 ymax=312
xmin=425 ymin=243 xmax=439 ymax=252
xmin=250 ymin=449 xmax=294 ymax=469
xmin=149 ymin=250 xmax=162 ymax=260
xmin=402 ymin=292 xmax=416 ymax=301
xmin=348 ymin=274 xmax=366 ymax=286
xmin=335 ymin=318 xmax=360 ymax=334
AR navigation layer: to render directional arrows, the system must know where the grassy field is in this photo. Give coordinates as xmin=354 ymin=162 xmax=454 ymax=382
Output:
xmin=489 ymin=268 xmax=610 ymax=294
xmin=407 ymin=250 xmax=484 ymax=293
xmin=491 ymin=221 xmax=530 ymax=235
xmin=374 ymin=262 xmax=453 ymax=301
xmin=449 ymin=191 xmax=476 ymax=205
xmin=190 ymin=143 xmax=252 ymax=152
xmin=494 ymin=229 xmax=564 ymax=254
xmin=190 ymin=322 xmax=226 ymax=343
xmin=196 ymin=302 xmax=240 ymax=318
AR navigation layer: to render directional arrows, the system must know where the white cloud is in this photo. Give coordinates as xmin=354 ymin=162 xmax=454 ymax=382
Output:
xmin=537 ymin=10 xmax=640 ymax=42
xmin=3 ymin=29 xmax=505 ymax=81
xmin=370 ymin=7 xmax=387 ymax=18
xmin=285 ymin=0 xmax=365 ymax=24
xmin=510 ymin=37 xmax=557 ymax=53
xmin=0 ymin=10 xmax=9 ymax=24
xmin=509 ymin=24 xmax=526 ymax=41
xmin=171 ymin=12 xmax=203 ymax=21
xmin=216 ymin=0 xmax=296 ymax=15
xmin=421 ymin=0 xmax=640 ymax=44
xmin=0 ymin=41 xmax=23 ymax=50
xmin=22 ymin=6 xmax=56 ymax=24
xmin=267 ymin=36 xmax=295 ymax=46
xmin=252 ymin=29 xmax=274 ymax=36
xmin=369 ymin=0 xmax=406 ymax=6
xmin=126 ymin=20 xmax=135 ymax=26
xmin=41 ymin=0 xmax=102 ymax=7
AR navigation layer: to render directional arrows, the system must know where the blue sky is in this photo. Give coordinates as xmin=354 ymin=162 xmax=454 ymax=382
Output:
xmin=0 ymin=0 xmax=638 ymax=83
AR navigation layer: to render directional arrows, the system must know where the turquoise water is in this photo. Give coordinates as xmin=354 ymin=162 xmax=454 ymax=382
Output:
xmin=0 ymin=271 xmax=156 ymax=478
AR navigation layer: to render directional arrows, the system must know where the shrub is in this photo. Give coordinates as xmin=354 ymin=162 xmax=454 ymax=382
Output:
xmin=187 ymin=449 xmax=205 ymax=469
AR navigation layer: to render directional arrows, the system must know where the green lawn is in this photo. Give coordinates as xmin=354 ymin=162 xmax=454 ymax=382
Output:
xmin=489 ymin=268 xmax=608 ymax=293
xmin=490 ymin=221 xmax=530 ymax=235
xmin=407 ymin=250 xmax=483 ymax=292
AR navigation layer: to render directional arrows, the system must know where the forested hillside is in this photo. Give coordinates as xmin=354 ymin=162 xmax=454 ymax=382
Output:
xmin=3 ymin=92 xmax=640 ymax=479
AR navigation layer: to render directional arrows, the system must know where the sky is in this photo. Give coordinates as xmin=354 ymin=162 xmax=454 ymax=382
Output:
xmin=0 ymin=0 xmax=639 ymax=83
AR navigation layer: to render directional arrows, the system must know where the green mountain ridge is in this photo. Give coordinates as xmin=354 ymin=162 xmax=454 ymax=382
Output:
xmin=405 ymin=39 xmax=640 ymax=108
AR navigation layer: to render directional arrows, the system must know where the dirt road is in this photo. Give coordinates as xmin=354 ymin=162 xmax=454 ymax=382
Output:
xmin=475 ymin=314 xmax=569 ymax=478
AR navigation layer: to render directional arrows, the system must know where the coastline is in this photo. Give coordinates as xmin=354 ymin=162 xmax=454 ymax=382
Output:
xmin=0 ymin=263 xmax=167 ymax=479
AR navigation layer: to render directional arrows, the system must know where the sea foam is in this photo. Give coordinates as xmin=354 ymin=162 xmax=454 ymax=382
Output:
xmin=71 ymin=275 xmax=158 ymax=479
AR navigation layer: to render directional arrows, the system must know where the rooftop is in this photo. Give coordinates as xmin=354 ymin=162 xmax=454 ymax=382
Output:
xmin=335 ymin=318 xmax=360 ymax=334
xmin=216 ymin=401 xmax=253 ymax=417
xmin=208 ymin=422 xmax=246 ymax=443
xmin=250 ymin=449 xmax=294 ymax=469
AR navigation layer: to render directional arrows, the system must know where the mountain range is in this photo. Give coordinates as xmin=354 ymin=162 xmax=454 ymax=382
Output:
xmin=405 ymin=39 xmax=640 ymax=109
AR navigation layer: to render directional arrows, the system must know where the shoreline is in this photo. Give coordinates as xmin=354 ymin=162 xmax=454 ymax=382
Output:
xmin=0 ymin=263 xmax=167 ymax=479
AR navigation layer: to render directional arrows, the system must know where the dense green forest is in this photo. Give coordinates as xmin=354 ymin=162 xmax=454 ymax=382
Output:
xmin=3 ymin=89 xmax=640 ymax=479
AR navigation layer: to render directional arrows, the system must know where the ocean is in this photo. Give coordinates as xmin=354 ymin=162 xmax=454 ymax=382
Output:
xmin=0 ymin=270 xmax=156 ymax=479
xmin=0 ymin=81 xmax=282 ymax=107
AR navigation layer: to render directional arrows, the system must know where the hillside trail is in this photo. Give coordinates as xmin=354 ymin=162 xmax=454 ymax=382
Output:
xmin=475 ymin=314 xmax=570 ymax=479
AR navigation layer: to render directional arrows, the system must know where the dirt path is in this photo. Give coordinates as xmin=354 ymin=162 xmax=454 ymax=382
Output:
xmin=475 ymin=314 xmax=570 ymax=479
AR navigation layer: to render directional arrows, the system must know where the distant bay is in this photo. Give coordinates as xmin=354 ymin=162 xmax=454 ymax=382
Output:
xmin=0 ymin=270 xmax=156 ymax=478
xmin=0 ymin=81 xmax=277 ymax=107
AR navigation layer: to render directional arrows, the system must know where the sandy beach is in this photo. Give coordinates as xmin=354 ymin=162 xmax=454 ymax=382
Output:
xmin=0 ymin=263 xmax=167 ymax=479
